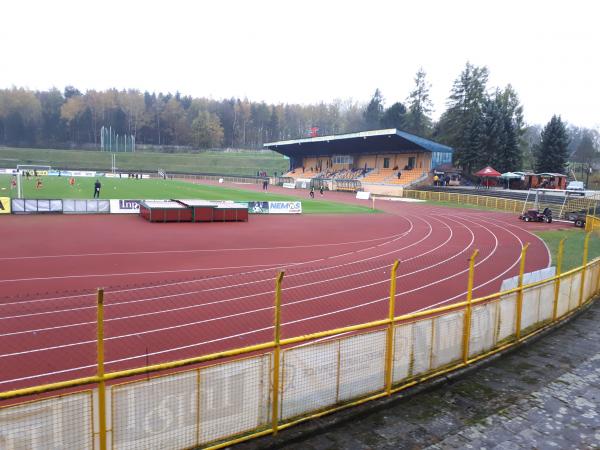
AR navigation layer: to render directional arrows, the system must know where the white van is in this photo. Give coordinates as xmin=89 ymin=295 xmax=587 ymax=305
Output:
xmin=566 ymin=181 xmax=585 ymax=195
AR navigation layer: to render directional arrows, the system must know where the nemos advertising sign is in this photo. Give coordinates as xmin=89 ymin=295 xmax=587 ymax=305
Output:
xmin=110 ymin=199 xmax=141 ymax=214
xmin=247 ymin=201 xmax=302 ymax=214
xmin=268 ymin=201 xmax=302 ymax=214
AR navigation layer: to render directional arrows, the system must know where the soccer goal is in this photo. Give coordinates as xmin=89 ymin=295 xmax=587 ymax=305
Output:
xmin=15 ymin=165 xmax=52 ymax=198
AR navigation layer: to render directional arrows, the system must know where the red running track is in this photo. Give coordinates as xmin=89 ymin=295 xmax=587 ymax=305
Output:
xmin=0 ymin=196 xmax=558 ymax=392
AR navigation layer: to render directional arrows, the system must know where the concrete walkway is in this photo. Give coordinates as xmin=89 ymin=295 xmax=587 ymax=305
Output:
xmin=234 ymin=300 xmax=600 ymax=450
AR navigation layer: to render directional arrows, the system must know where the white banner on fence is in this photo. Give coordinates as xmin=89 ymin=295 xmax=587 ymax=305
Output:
xmin=63 ymin=199 xmax=110 ymax=214
xmin=105 ymin=173 xmax=150 ymax=179
xmin=282 ymin=182 xmax=296 ymax=189
xmin=501 ymin=266 xmax=556 ymax=291
xmin=0 ymin=392 xmax=93 ymax=449
xmin=0 ymin=168 xmax=17 ymax=174
xmin=268 ymin=201 xmax=302 ymax=214
xmin=356 ymin=191 xmax=371 ymax=200
xmin=110 ymin=199 xmax=141 ymax=214
xmin=62 ymin=170 xmax=97 ymax=177
xmin=11 ymin=198 xmax=63 ymax=213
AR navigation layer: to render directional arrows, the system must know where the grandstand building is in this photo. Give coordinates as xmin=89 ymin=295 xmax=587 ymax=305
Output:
xmin=264 ymin=129 xmax=453 ymax=194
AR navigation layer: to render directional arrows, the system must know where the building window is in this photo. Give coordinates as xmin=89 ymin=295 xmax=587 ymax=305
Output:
xmin=383 ymin=158 xmax=390 ymax=168
xmin=332 ymin=155 xmax=353 ymax=165
xmin=408 ymin=157 xmax=416 ymax=169
xmin=432 ymin=151 xmax=452 ymax=168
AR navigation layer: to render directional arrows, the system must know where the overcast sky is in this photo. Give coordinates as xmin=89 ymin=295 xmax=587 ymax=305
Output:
xmin=2 ymin=0 xmax=598 ymax=128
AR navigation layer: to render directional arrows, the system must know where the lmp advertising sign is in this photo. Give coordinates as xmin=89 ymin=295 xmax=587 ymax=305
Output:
xmin=110 ymin=199 xmax=141 ymax=214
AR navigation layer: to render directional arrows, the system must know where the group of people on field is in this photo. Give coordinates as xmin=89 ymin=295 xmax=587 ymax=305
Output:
xmin=10 ymin=173 xmax=102 ymax=197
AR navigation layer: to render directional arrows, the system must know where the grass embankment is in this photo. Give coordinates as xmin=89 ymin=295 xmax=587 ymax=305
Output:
xmin=0 ymin=175 xmax=376 ymax=215
xmin=0 ymin=147 xmax=289 ymax=176
xmin=535 ymin=229 xmax=600 ymax=271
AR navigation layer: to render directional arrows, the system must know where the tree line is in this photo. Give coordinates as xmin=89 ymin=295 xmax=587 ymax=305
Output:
xmin=0 ymin=62 xmax=598 ymax=174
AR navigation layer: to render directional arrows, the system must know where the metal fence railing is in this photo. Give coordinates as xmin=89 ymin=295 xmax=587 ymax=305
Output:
xmin=405 ymin=189 xmax=600 ymax=221
xmin=586 ymin=215 xmax=600 ymax=233
xmin=1 ymin=236 xmax=599 ymax=450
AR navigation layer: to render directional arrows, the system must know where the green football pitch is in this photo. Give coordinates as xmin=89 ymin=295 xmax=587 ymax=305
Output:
xmin=0 ymin=175 xmax=376 ymax=215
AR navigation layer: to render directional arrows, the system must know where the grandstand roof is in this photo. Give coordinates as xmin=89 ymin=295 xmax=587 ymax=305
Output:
xmin=264 ymin=129 xmax=453 ymax=157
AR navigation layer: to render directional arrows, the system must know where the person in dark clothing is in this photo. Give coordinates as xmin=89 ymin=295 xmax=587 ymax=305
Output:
xmin=93 ymin=179 xmax=101 ymax=198
xmin=309 ymin=187 xmax=315 ymax=198
xmin=319 ymin=186 xmax=324 ymax=196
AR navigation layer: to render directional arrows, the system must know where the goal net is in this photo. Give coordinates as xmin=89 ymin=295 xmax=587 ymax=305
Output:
xmin=17 ymin=165 xmax=52 ymax=176
xmin=15 ymin=165 xmax=52 ymax=198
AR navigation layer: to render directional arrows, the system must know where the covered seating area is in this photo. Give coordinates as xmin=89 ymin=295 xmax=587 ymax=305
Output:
xmin=265 ymin=129 xmax=453 ymax=192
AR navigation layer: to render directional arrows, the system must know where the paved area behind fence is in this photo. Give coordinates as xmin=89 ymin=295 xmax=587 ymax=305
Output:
xmin=235 ymin=299 xmax=600 ymax=450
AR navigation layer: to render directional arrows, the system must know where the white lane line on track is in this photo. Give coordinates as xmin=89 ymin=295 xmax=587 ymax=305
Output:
xmin=412 ymin=214 xmax=541 ymax=313
xmin=292 ymin=216 xmax=522 ymax=349
xmin=0 ymin=216 xmax=433 ymax=326
xmin=0 ymin=217 xmax=416 ymax=306
xmin=0 ymin=213 xmax=527 ymax=384
xmin=0 ymin=233 xmax=404 ymax=261
xmin=0 ymin=215 xmax=465 ymax=353
xmin=0 ymin=219 xmax=439 ymax=334
xmin=0 ymin=217 xmax=416 ymax=311
xmin=0 ymin=219 xmax=416 ymax=285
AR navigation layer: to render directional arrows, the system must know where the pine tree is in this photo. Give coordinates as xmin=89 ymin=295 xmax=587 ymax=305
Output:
xmin=438 ymin=62 xmax=489 ymax=170
xmin=363 ymin=89 xmax=384 ymax=130
xmin=380 ymin=102 xmax=407 ymax=129
xmin=404 ymin=68 xmax=433 ymax=136
xmin=481 ymin=97 xmax=504 ymax=169
xmin=501 ymin=115 xmax=521 ymax=172
xmin=462 ymin=115 xmax=484 ymax=173
xmin=535 ymin=115 xmax=570 ymax=173
xmin=480 ymin=93 xmax=523 ymax=173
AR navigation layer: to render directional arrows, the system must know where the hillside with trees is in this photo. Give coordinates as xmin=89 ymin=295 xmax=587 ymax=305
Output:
xmin=0 ymin=63 xmax=598 ymax=175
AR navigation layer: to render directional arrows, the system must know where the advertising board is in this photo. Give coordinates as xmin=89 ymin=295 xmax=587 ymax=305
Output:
xmin=0 ymin=197 xmax=11 ymax=214
xmin=268 ymin=201 xmax=302 ymax=214
xmin=247 ymin=201 xmax=269 ymax=213
xmin=110 ymin=199 xmax=142 ymax=214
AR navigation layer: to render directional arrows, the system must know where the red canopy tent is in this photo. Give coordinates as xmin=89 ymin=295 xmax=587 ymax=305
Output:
xmin=474 ymin=166 xmax=501 ymax=177
xmin=474 ymin=166 xmax=501 ymax=188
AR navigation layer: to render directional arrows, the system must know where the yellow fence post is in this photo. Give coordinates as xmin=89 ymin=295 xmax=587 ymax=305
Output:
xmin=385 ymin=260 xmax=400 ymax=395
xmin=552 ymin=238 xmax=565 ymax=321
xmin=97 ymin=289 xmax=107 ymax=450
xmin=462 ymin=249 xmax=479 ymax=364
xmin=515 ymin=243 xmax=530 ymax=340
xmin=579 ymin=232 xmax=591 ymax=306
xmin=271 ymin=271 xmax=285 ymax=435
